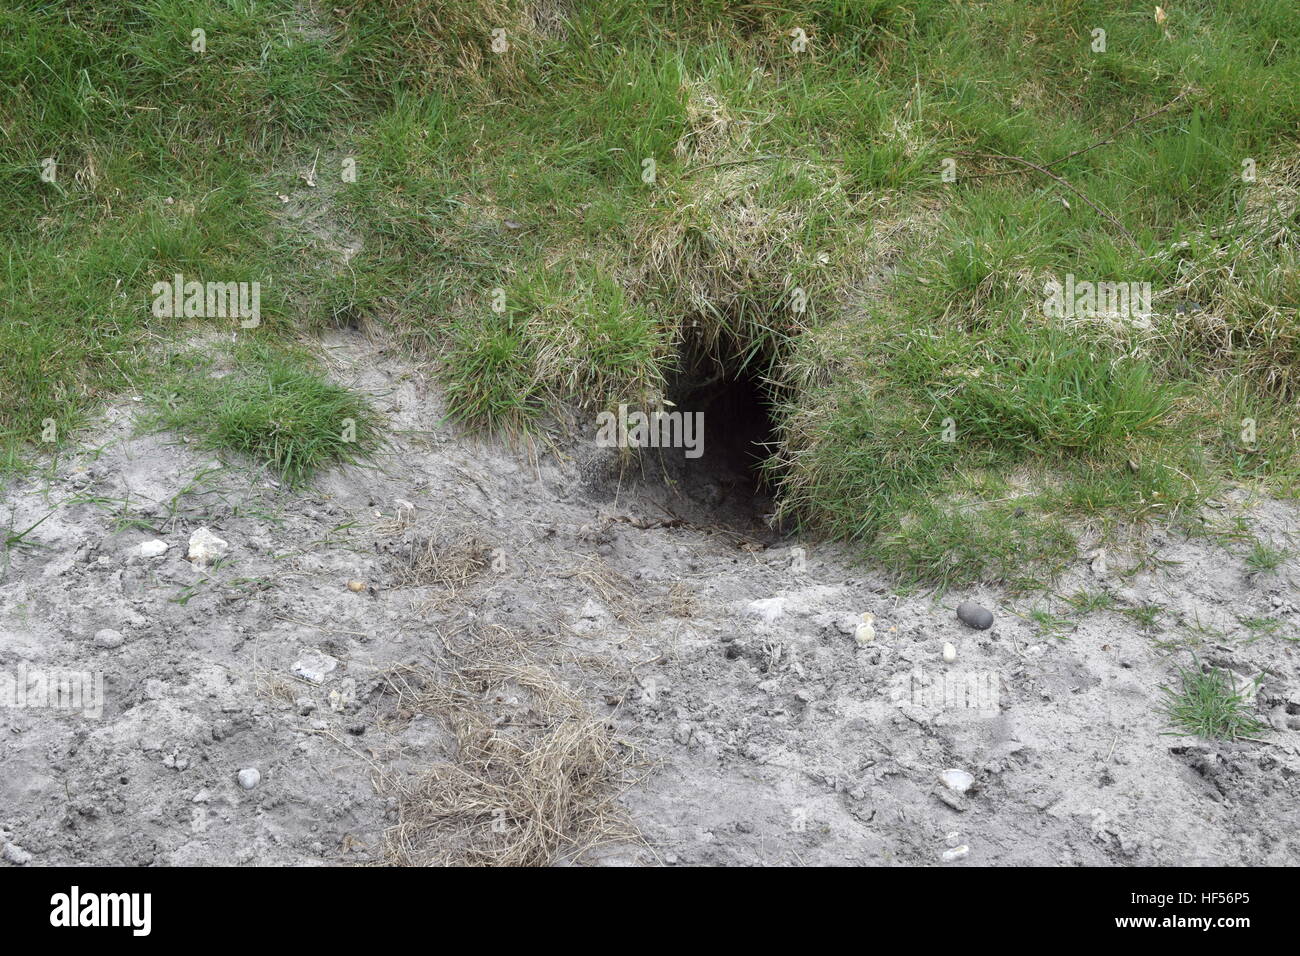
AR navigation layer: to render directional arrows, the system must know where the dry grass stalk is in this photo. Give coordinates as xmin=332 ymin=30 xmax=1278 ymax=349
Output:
xmin=391 ymin=531 xmax=490 ymax=594
xmin=380 ymin=650 xmax=639 ymax=866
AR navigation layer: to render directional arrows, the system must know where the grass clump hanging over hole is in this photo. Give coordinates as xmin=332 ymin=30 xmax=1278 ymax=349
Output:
xmin=146 ymin=343 xmax=379 ymax=488
xmin=440 ymin=263 xmax=670 ymax=433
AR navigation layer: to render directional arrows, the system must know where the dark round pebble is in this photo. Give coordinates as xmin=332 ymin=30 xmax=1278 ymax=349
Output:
xmin=956 ymin=600 xmax=994 ymax=630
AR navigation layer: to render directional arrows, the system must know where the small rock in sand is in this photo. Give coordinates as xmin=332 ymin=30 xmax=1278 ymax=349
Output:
xmin=941 ymin=845 xmax=970 ymax=862
xmin=939 ymin=769 xmax=975 ymax=794
xmin=855 ymin=613 xmax=876 ymax=646
xmin=747 ymin=597 xmax=786 ymax=624
xmin=93 ymin=628 xmax=125 ymax=649
xmin=956 ymin=601 xmax=993 ymax=630
xmin=237 ymin=768 xmax=261 ymax=790
xmin=942 ymin=642 xmax=957 ymax=663
xmin=2 ymin=843 xmax=33 ymax=865
xmin=292 ymin=651 xmax=338 ymax=685
xmin=139 ymin=539 xmax=168 ymax=558
xmin=187 ymin=527 xmax=229 ymax=566
xmin=346 ymin=579 xmax=366 ymax=592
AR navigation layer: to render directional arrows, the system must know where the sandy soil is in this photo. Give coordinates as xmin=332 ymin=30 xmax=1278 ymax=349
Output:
xmin=2 ymin=330 xmax=1298 ymax=866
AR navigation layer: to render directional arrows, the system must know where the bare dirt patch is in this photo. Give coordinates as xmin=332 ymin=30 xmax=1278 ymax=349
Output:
xmin=2 ymin=331 xmax=1298 ymax=866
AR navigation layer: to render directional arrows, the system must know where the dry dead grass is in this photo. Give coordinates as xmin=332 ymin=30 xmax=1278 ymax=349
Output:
xmin=378 ymin=626 xmax=639 ymax=866
xmin=1163 ymin=153 xmax=1300 ymax=395
xmin=559 ymin=553 xmax=642 ymax=624
xmin=391 ymin=530 xmax=491 ymax=594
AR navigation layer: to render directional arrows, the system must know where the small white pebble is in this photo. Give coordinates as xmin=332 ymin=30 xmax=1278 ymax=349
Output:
xmin=855 ymin=612 xmax=875 ymax=647
xmin=139 ymin=539 xmax=168 ymax=558
xmin=187 ymin=527 xmax=229 ymax=567
xmin=942 ymin=642 xmax=957 ymax=664
xmin=939 ymin=769 xmax=974 ymax=794
xmin=942 ymin=845 xmax=970 ymax=863
xmin=237 ymin=768 xmax=261 ymax=790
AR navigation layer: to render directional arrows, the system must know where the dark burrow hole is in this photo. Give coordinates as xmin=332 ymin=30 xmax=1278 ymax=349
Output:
xmin=607 ymin=335 xmax=782 ymax=534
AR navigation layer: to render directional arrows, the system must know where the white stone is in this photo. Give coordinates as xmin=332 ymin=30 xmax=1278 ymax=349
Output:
xmin=291 ymin=651 xmax=338 ymax=684
xmin=237 ymin=768 xmax=261 ymax=790
xmin=855 ymin=612 xmax=876 ymax=647
xmin=941 ymin=845 xmax=970 ymax=862
xmin=139 ymin=539 xmax=168 ymax=558
xmin=187 ymin=527 xmax=229 ymax=566
xmin=939 ymin=769 xmax=975 ymax=794
xmin=747 ymin=597 xmax=786 ymax=624
xmin=943 ymin=642 xmax=957 ymax=664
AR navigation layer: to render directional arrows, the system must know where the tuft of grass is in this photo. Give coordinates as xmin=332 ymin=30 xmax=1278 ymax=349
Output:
xmin=1160 ymin=661 xmax=1266 ymax=740
xmin=146 ymin=345 xmax=379 ymax=488
xmin=1062 ymin=589 xmax=1117 ymax=615
xmin=1240 ymin=616 xmax=1297 ymax=644
xmin=1025 ymin=608 xmax=1075 ymax=640
xmin=1244 ymin=539 xmax=1290 ymax=575
xmin=1121 ymin=601 xmax=1164 ymax=631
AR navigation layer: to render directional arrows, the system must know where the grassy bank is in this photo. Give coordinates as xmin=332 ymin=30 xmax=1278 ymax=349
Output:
xmin=3 ymin=0 xmax=1297 ymax=586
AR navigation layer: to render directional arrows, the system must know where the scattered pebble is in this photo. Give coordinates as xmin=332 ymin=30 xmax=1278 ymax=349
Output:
xmin=942 ymin=642 xmax=957 ymax=663
xmin=935 ymin=789 xmax=966 ymax=811
xmin=956 ymin=601 xmax=993 ymax=630
xmin=747 ymin=597 xmax=786 ymax=624
xmin=939 ymin=769 xmax=975 ymax=794
xmin=292 ymin=651 xmax=338 ymax=685
xmin=2 ymin=843 xmax=32 ymax=866
xmin=346 ymin=579 xmax=366 ymax=592
xmin=945 ymin=831 xmax=961 ymax=848
xmin=187 ymin=527 xmax=229 ymax=567
xmin=855 ymin=612 xmax=876 ymax=647
xmin=941 ymin=845 xmax=970 ymax=863
xmin=237 ymin=768 xmax=261 ymax=790
xmin=93 ymin=628 xmax=124 ymax=649
xmin=139 ymin=539 xmax=168 ymax=558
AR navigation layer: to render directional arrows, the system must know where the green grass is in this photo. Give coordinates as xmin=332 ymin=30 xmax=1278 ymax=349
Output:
xmin=144 ymin=345 xmax=379 ymax=488
xmin=1240 ymin=616 xmax=1297 ymax=644
xmin=1160 ymin=661 xmax=1267 ymax=740
xmin=4 ymin=0 xmax=1300 ymax=588
xmin=1024 ymin=608 xmax=1075 ymax=641
xmin=1062 ymin=589 xmax=1118 ymax=615
xmin=1244 ymin=539 xmax=1290 ymax=574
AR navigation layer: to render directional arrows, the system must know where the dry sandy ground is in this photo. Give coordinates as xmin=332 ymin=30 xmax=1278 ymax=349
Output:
xmin=2 ymin=330 xmax=1298 ymax=866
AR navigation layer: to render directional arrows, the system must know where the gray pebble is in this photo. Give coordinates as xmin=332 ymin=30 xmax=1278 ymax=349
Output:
xmin=237 ymin=768 xmax=261 ymax=790
xmin=956 ymin=601 xmax=993 ymax=630
xmin=93 ymin=628 xmax=125 ymax=649
xmin=2 ymin=842 xmax=32 ymax=865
